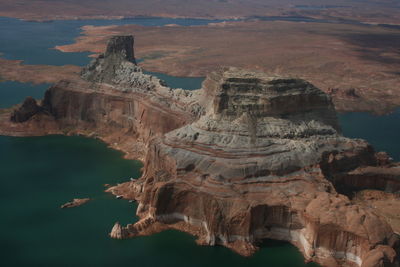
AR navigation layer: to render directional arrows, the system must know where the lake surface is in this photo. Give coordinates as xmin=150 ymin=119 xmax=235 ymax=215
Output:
xmin=0 ymin=17 xmax=225 ymax=66
xmin=0 ymin=15 xmax=398 ymax=266
xmin=145 ymin=71 xmax=204 ymax=90
xmin=339 ymin=109 xmax=400 ymax=161
xmin=1 ymin=15 xmax=395 ymax=67
xmin=0 ymin=135 xmax=319 ymax=267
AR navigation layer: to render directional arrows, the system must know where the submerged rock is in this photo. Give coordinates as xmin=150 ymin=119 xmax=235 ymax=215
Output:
xmin=60 ymin=198 xmax=90 ymax=209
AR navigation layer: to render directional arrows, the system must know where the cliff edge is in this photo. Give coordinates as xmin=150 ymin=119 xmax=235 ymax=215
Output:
xmin=1 ymin=35 xmax=400 ymax=267
xmin=109 ymin=66 xmax=400 ymax=267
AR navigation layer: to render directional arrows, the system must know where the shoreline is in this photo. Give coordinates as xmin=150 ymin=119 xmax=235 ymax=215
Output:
xmin=0 ymin=125 xmax=147 ymax=162
xmin=51 ymin=20 xmax=400 ymax=115
xmin=2 ymin=15 xmax=400 ymax=115
xmin=1 ymin=6 xmax=400 ymax=25
xmin=2 ymin=7 xmax=400 ymax=266
xmin=1 ymin=44 xmax=399 ymax=265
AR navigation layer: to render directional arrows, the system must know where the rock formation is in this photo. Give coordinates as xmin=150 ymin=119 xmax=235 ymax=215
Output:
xmin=10 ymin=96 xmax=43 ymax=123
xmin=81 ymin=35 xmax=166 ymax=90
xmin=60 ymin=198 xmax=90 ymax=209
xmin=108 ymin=67 xmax=399 ymax=267
xmin=1 ymin=35 xmax=400 ymax=267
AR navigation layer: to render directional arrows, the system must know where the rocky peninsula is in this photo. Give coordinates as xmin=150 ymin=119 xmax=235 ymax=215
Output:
xmin=0 ymin=58 xmax=80 ymax=85
xmin=1 ymin=36 xmax=399 ymax=267
xmin=55 ymin=20 xmax=400 ymax=115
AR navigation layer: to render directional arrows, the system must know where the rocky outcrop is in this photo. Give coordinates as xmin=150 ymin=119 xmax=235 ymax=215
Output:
xmin=330 ymin=166 xmax=400 ymax=195
xmin=110 ymin=222 xmax=129 ymax=239
xmin=10 ymin=97 xmax=43 ymax=123
xmin=40 ymin=79 xmax=194 ymax=144
xmin=1 ymin=36 xmax=202 ymax=158
xmin=2 ymin=36 xmax=400 ymax=267
xmin=61 ymin=198 xmax=90 ymax=209
xmin=81 ymin=35 xmax=166 ymax=90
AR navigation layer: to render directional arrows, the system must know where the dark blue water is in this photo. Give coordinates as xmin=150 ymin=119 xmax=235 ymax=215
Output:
xmin=3 ymin=15 xmax=394 ymax=68
xmin=0 ymin=81 xmax=50 ymax=108
xmin=0 ymin=17 xmax=226 ymax=66
xmin=339 ymin=109 xmax=400 ymax=161
xmin=0 ymin=16 xmax=210 ymax=107
xmin=249 ymin=15 xmax=366 ymax=26
xmin=145 ymin=71 xmax=204 ymax=90
xmin=0 ymin=135 xmax=318 ymax=267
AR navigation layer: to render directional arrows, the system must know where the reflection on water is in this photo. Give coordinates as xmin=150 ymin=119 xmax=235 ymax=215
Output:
xmin=0 ymin=16 xmax=226 ymax=66
xmin=145 ymin=71 xmax=204 ymax=90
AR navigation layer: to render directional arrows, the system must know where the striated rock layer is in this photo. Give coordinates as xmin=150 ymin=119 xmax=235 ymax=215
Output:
xmin=0 ymin=36 xmax=201 ymax=159
xmin=1 ymin=36 xmax=400 ymax=267
xmin=109 ymin=67 xmax=400 ymax=267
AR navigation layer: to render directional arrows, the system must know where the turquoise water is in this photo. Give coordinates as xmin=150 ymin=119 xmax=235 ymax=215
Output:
xmin=0 ymin=135 xmax=318 ymax=266
xmin=0 ymin=15 xmax=398 ymax=266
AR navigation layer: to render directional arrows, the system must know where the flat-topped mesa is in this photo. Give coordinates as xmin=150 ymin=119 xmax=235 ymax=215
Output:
xmin=81 ymin=35 xmax=166 ymax=90
xmin=202 ymin=67 xmax=341 ymax=133
xmin=110 ymin=67 xmax=399 ymax=267
xmin=157 ymin=68 xmax=367 ymax=184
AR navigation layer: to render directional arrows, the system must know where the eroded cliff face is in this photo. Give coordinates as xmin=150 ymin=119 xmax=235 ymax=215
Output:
xmin=2 ymin=36 xmax=400 ymax=267
xmin=0 ymin=36 xmax=201 ymax=159
xmin=107 ymin=67 xmax=400 ymax=267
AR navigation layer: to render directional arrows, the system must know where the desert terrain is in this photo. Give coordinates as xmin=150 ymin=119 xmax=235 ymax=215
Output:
xmin=54 ymin=20 xmax=400 ymax=114
xmin=0 ymin=58 xmax=80 ymax=84
xmin=0 ymin=0 xmax=399 ymax=25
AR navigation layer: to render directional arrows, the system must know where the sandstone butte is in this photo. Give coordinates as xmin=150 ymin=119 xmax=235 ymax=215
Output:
xmin=1 ymin=36 xmax=400 ymax=267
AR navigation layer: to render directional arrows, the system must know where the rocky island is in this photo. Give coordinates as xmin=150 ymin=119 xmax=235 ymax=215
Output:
xmin=1 ymin=36 xmax=399 ymax=267
xmin=60 ymin=198 xmax=90 ymax=209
